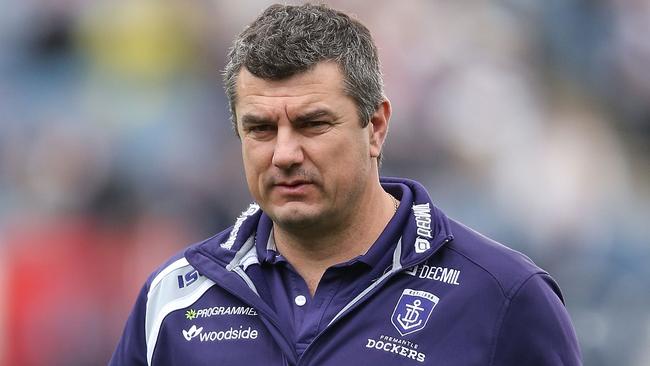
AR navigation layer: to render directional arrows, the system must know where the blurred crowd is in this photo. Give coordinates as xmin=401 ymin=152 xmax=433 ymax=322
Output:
xmin=0 ymin=0 xmax=648 ymax=365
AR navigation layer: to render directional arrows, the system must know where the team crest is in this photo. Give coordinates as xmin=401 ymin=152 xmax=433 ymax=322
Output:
xmin=391 ymin=289 xmax=439 ymax=336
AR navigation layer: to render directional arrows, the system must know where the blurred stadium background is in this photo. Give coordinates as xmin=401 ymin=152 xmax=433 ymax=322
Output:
xmin=0 ymin=0 xmax=648 ymax=365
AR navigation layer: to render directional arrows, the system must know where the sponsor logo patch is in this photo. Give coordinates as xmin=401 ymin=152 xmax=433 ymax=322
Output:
xmin=182 ymin=325 xmax=203 ymax=341
xmin=177 ymin=269 xmax=201 ymax=288
xmin=405 ymin=264 xmax=461 ymax=285
xmin=391 ymin=289 xmax=439 ymax=336
xmin=182 ymin=325 xmax=259 ymax=342
xmin=412 ymin=204 xmax=433 ymax=254
xmin=185 ymin=306 xmax=257 ymax=320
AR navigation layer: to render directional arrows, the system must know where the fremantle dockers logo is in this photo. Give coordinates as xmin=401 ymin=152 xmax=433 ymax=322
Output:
xmin=391 ymin=289 xmax=439 ymax=336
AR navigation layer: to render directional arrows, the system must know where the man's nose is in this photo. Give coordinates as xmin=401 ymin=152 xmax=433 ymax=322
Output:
xmin=272 ymin=126 xmax=304 ymax=170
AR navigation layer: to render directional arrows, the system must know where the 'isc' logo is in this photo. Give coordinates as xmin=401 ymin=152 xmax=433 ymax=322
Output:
xmin=178 ymin=269 xmax=201 ymax=288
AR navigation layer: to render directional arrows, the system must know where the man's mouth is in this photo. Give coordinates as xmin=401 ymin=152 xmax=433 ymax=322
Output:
xmin=276 ymin=179 xmax=310 ymax=187
xmin=272 ymin=179 xmax=313 ymax=195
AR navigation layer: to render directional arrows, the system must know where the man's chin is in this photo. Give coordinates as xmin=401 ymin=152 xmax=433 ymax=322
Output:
xmin=268 ymin=205 xmax=323 ymax=231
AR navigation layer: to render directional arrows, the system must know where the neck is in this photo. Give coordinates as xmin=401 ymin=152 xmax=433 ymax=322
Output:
xmin=272 ymin=177 xmax=397 ymax=296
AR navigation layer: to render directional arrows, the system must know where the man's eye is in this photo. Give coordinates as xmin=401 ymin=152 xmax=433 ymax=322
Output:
xmin=248 ymin=125 xmax=275 ymax=133
xmin=244 ymin=124 xmax=276 ymax=139
xmin=252 ymin=125 xmax=268 ymax=131
xmin=303 ymin=121 xmax=330 ymax=130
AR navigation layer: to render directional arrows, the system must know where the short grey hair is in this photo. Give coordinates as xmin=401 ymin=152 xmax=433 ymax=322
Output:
xmin=223 ymin=3 xmax=384 ymax=134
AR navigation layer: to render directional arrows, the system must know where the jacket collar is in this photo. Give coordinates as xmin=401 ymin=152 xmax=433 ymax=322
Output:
xmin=384 ymin=176 xmax=454 ymax=268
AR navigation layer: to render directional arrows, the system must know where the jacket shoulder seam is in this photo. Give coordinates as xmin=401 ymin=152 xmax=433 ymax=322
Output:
xmin=445 ymin=245 xmax=545 ymax=298
xmin=487 ymin=272 xmax=542 ymax=366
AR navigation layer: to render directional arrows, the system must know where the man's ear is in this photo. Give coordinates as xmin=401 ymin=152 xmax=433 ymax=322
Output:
xmin=368 ymin=99 xmax=391 ymax=158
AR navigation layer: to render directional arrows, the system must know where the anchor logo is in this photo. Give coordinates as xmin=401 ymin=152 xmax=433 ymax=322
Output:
xmin=391 ymin=289 xmax=439 ymax=336
xmin=397 ymin=299 xmax=425 ymax=330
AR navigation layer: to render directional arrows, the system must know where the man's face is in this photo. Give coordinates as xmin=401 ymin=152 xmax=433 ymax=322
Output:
xmin=234 ymin=62 xmax=377 ymax=231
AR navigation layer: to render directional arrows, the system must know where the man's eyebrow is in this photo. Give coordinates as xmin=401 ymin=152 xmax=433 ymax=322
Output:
xmin=293 ymin=109 xmax=336 ymax=123
xmin=240 ymin=114 xmax=275 ymax=126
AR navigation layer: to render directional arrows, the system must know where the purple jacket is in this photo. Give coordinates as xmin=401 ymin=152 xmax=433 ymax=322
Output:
xmin=110 ymin=177 xmax=581 ymax=365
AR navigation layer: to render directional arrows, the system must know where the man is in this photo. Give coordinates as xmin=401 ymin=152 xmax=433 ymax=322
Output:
xmin=110 ymin=4 xmax=581 ymax=365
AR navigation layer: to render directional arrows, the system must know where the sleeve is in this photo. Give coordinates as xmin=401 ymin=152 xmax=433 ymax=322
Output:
xmin=491 ymin=273 xmax=582 ymax=366
xmin=109 ymin=283 xmax=150 ymax=366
